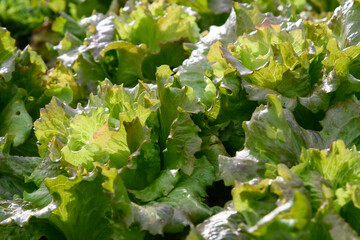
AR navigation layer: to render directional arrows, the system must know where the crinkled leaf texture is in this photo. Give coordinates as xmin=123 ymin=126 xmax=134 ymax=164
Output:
xmin=31 ymin=67 xmax=216 ymax=238
xmin=3 ymin=1 xmax=360 ymax=239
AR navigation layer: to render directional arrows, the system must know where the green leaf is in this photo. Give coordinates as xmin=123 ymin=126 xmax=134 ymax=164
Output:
xmin=52 ymin=13 xmax=86 ymax=38
xmin=100 ymin=41 xmax=145 ymax=87
xmin=114 ymin=2 xmax=199 ymax=52
xmin=45 ymin=172 xmax=113 ymax=240
xmin=176 ymin=0 xmax=272 ymax=106
xmin=187 ymin=208 xmax=247 ymax=240
xmin=34 ymin=97 xmax=73 ymax=158
xmin=0 ymin=0 xmax=52 ymax=39
xmin=67 ymin=0 xmax=113 ymax=20
xmin=46 ymin=61 xmax=85 ymax=105
xmin=120 ymin=140 xmax=161 ymax=191
xmin=0 ymin=198 xmax=56 ymax=227
xmin=23 ymin=183 xmax=52 ymax=208
xmin=233 ymin=2 xmax=270 ymax=34
xmin=231 ymin=164 xmax=312 ymax=238
xmin=319 ymin=98 xmax=360 ymax=149
xmin=210 ymin=70 xmax=257 ymax=154
xmin=156 ymin=65 xmax=183 ymax=149
xmin=200 ymin=133 xmax=229 ymax=175
xmin=0 ymin=219 xmax=65 ymax=240
xmin=142 ymin=40 xmax=191 ymax=81
xmin=0 ymin=92 xmax=33 ymax=147
xmin=328 ymin=0 xmax=360 ymax=49
xmin=156 ymin=66 xmax=204 ymax=161
xmin=163 ymin=113 xmax=202 ymax=175
xmin=243 ymin=95 xmax=324 ymax=166
xmin=232 ymin=179 xmax=277 ymax=226
xmin=313 ymin=202 xmax=359 ymax=239
xmin=249 ymin=190 xmax=311 ymax=239
xmin=176 ymin=6 xmax=237 ymax=106
xmin=131 ymin=202 xmax=190 ymax=235
xmin=296 ymin=140 xmax=360 ymax=190
xmin=66 ymin=107 xmax=108 ymax=152
xmin=123 ymin=117 xmax=151 ymax=154
xmin=95 ymin=163 xmax=142 ymax=239
xmin=130 ymin=157 xmax=215 ymax=234
xmin=169 ymin=0 xmax=232 ymax=31
xmin=35 ymin=80 xmax=160 ymax=171
xmin=157 ymin=4 xmax=200 ymax=43
xmin=159 ymin=157 xmax=215 ymax=223
xmin=93 ymin=80 xmax=158 ymax=122
xmin=207 ymin=41 xmax=230 ymax=78
xmin=0 ymin=28 xmax=16 ymax=82
xmin=131 ymin=169 xmax=180 ymax=202
xmin=322 ymin=40 xmax=360 ymax=71
xmin=26 ymin=157 xmax=66 ymax=187
xmin=339 ymin=200 xmax=360 ymax=235
xmin=224 ymin=21 xmax=324 ymax=103
xmin=0 ymin=137 xmax=42 ymax=199
xmin=11 ymin=46 xmax=48 ymax=118
xmin=320 ymin=40 xmax=360 ymax=99
xmin=62 ymin=107 xmax=130 ymax=169
xmin=219 ymin=149 xmax=277 ymax=186
xmin=44 ymin=0 xmax=66 ymax=12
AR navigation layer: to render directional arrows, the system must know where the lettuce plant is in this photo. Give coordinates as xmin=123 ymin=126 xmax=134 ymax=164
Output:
xmin=1 ymin=0 xmax=360 ymax=239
